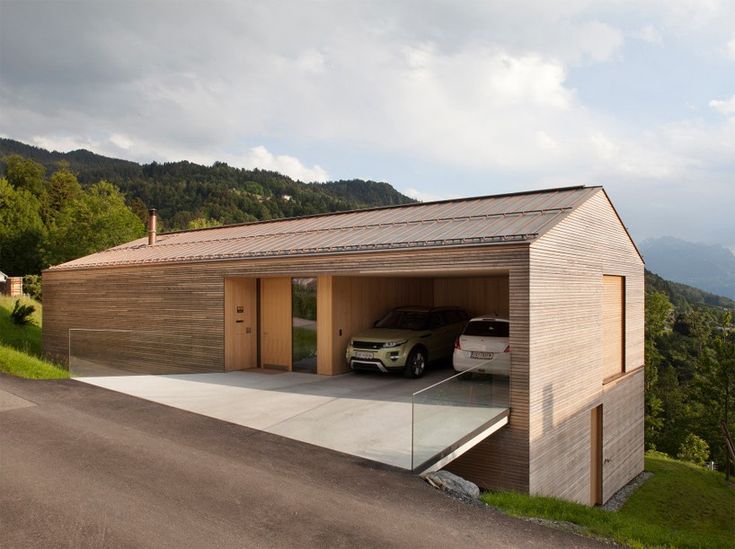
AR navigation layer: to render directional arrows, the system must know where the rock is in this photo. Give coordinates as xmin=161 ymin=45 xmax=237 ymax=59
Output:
xmin=424 ymin=470 xmax=480 ymax=499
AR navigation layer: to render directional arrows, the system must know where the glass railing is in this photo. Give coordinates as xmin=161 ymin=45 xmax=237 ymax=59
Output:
xmin=411 ymin=366 xmax=509 ymax=471
xmin=68 ymin=328 xmax=210 ymax=377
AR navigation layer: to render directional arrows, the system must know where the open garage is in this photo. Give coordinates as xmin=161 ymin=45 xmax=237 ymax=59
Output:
xmin=43 ymin=185 xmax=645 ymax=505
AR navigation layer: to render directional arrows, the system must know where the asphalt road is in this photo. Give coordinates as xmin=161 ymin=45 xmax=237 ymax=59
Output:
xmin=0 ymin=374 xmax=608 ymax=548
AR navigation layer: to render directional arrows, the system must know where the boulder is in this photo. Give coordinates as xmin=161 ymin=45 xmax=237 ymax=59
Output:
xmin=424 ymin=470 xmax=480 ymax=499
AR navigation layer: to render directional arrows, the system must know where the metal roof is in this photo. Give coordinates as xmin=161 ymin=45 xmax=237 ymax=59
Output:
xmin=48 ymin=186 xmax=602 ymax=271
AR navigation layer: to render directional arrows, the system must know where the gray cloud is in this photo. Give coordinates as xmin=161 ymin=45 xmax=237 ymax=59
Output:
xmin=1 ymin=0 xmax=733 ymax=248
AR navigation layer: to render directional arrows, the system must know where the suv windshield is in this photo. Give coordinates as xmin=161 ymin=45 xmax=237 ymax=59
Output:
xmin=375 ymin=310 xmax=429 ymax=330
xmin=463 ymin=320 xmax=509 ymax=337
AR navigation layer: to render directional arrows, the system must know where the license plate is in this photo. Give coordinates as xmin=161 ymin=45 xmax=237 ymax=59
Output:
xmin=355 ymin=351 xmax=374 ymax=359
xmin=470 ymin=351 xmax=494 ymax=360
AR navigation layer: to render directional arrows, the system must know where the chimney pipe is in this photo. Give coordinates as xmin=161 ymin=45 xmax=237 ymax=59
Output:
xmin=148 ymin=208 xmax=157 ymax=246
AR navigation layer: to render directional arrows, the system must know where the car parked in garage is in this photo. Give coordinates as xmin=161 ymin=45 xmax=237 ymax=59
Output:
xmin=346 ymin=306 xmax=469 ymax=378
xmin=453 ymin=316 xmax=511 ymax=375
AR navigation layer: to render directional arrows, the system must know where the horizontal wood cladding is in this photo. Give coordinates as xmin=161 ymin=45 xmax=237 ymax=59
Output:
xmin=44 ymin=242 xmax=531 ymax=492
xmin=527 ymin=190 xmax=644 ymax=503
xmin=601 ymin=369 xmax=645 ymax=501
xmin=447 ymin=265 xmax=530 ymax=493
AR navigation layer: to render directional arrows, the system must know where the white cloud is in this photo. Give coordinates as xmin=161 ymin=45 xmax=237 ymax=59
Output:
xmin=709 ymin=95 xmax=735 ymax=115
xmin=635 ymin=25 xmax=663 ymax=45
xmin=728 ymin=36 xmax=735 ymax=59
xmin=241 ymin=146 xmax=328 ymax=182
xmin=109 ymin=133 xmax=133 ymax=150
xmin=402 ymin=188 xmax=456 ymax=202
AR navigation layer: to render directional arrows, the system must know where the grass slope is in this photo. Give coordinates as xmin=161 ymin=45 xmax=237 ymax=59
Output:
xmin=481 ymin=452 xmax=735 ymax=548
xmin=0 ymin=344 xmax=68 ymax=379
xmin=0 ymin=296 xmax=68 ymax=379
xmin=0 ymin=295 xmax=43 ymax=356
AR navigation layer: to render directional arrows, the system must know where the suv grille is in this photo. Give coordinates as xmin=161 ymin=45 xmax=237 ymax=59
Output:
xmin=352 ymin=341 xmax=383 ymax=350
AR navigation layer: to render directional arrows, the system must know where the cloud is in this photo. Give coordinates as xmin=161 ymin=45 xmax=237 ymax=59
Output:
xmin=1 ymin=1 xmax=734 ymax=247
xmin=709 ymin=95 xmax=735 ymax=115
xmin=241 ymin=146 xmax=328 ymax=182
xmin=635 ymin=25 xmax=663 ymax=45
xmin=728 ymin=36 xmax=735 ymax=59
xmin=402 ymin=188 xmax=456 ymax=202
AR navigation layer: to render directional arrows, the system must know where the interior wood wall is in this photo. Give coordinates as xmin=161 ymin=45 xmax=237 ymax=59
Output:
xmin=527 ymin=189 xmax=644 ymax=504
xmin=320 ymin=276 xmax=433 ymax=375
xmin=224 ymin=278 xmax=257 ymax=371
xmin=433 ymin=276 xmax=509 ymax=318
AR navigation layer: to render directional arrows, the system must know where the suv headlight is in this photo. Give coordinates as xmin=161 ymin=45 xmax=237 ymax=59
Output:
xmin=382 ymin=340 xmax=407 ymax=348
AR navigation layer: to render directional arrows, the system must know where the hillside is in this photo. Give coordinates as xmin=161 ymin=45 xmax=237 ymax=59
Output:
xmin=0 ymin=138 xmax=415 ymax=231
xmin=645 ymin=270 xmax=735 ymax=311
xmin=641 ymin=237 xmax=735 ymax=300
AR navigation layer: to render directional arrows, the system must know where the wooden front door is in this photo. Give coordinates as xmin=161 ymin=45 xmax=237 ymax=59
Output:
xmin=590 ymin=405 xmax=603 ymax=505
xmin=224 ymin=278 xmax=257 ymax=371
xmin=259 ymin=277 xmax=292 ymax=370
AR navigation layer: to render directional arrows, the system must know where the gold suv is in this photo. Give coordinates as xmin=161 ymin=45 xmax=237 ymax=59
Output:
xmin=346 ymin=306 xmax=469 ymax=378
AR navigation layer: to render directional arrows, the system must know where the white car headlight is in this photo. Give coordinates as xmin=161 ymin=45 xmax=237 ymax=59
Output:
xmin=382 ymin=339 xmax=407 ymax=348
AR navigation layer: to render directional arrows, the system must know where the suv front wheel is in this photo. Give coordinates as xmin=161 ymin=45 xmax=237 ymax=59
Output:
xmin=404 ymin=348 xmax=427 ymax=378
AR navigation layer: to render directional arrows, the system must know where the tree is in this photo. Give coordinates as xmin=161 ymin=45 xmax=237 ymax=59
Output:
xmin=45 ymin=181 xmax=145 ymax=266
xmin=677 ymin=433 xmax=710 ymax=466
xmin=41 ymin=163 xmax=82 ymax=223
xmin=0 ymin=178 xmax=46 ymax=275
xmin=4 ymin=155 xmax=46 ymax=196
xmin=645 ymin=291 xmax=673 ymax=448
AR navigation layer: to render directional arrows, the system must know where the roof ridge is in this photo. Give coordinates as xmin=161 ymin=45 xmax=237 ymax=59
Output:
xmin=120 ymin=205 xmax=575 ymax=252
xmin=157 ymin=185 xmax=596 ymax=237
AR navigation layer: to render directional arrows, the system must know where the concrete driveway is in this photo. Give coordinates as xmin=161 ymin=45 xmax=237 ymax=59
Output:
xmin=0 ymin=374 xmax=606 ymax=548
xmin=77 ymin=368 xmax=508 ymax=470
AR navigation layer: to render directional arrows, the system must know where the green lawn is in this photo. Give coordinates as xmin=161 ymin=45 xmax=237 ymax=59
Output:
xmin=0 ymin=295 xmax=68 ymax=379
xmin=481 ymin=452 xmax=735 ymax=548
xmin=0 ymin=295 xmax=43 ymax=356
xmin=0 ymin=343 xmax=68 ymax=379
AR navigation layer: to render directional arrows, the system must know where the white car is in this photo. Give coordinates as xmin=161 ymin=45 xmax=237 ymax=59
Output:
xmin=453 ymin=316 xmax=511 ymax=374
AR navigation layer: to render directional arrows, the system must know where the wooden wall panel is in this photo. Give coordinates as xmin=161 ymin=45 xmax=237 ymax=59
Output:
xmin=527 ymin=190 xmax=644 ymax=504
xmin=601 ymin=369 xmax=645 ymax=502
xmin=433 ymin=276 xmax=509 ymax=318
xmin=224 ymin=278 xmax=257 ymax=371
xmin=602 ymin=275 xmax=625 ymax=380
xmin=259 ymin=277 xmax=292 ymax=370
xmin=316 ymin=276 xmax=334 ymax=376
xmin=44 ymin=244 xmax=532 ymax=493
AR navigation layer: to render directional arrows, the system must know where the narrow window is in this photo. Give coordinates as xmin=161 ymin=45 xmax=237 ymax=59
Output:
xmin=602 ymin=275 xmax=625 ymax=382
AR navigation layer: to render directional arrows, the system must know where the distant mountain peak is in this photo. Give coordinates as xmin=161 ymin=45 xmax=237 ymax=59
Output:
xmin=640 ymin=237 xmax=735 ymax=300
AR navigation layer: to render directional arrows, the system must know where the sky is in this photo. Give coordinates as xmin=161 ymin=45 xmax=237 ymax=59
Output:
xmin=1 ymin=0 xmax=734 ymax=250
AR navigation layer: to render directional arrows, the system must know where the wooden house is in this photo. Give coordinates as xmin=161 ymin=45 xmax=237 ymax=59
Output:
xmin=43 ymin=186 xmax=644 ymax=505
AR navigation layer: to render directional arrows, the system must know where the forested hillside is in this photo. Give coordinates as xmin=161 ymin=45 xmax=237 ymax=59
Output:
xmin=642 ymin=236 xmax=735 ymax=300
xmin=0 ymin=138 xmax=414 ymax=231
xmin=644 ymin=270 xmax=734 ymax=471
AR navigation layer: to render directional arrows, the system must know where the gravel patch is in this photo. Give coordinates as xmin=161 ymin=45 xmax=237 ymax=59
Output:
xmin=602 ymin=471 xmax=653 ymax=512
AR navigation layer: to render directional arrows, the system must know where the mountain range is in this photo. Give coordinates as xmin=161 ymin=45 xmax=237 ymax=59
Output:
xmin=3 ymin=138 xmax=734 ymax=303
xmin=640 ymin=237 xmax=735 ymax=300
xmin=0 ymin=138 xmax=414 ymax=231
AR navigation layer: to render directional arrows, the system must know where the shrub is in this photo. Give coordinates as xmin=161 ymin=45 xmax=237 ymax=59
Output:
xmin=10 ymin=299 xmax=35 ymax=325
xmin=22 ymin=274 xmax=42 ymax=301
xmin=677 ymin=433 xmax=709 ymax=466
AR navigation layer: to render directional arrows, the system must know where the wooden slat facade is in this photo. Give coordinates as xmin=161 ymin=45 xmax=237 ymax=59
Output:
xmin=43 ymin=187 xmax=644 ymax=503
xmin=527 ymin=190 xmax=644 ymax=504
